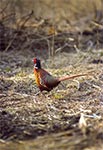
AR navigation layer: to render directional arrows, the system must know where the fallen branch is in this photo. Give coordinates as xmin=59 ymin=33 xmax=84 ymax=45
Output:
xmin=17 ymin=10 xmax=34 ymax=29
xmin=4 ymin=33 xmax=17 ymax=52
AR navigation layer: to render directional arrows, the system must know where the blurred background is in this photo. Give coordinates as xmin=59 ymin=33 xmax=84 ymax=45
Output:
xmin=1 ymin=0 xmax=102 ymax=24
xmin=0 ymin=0 xmax=103 ymax=58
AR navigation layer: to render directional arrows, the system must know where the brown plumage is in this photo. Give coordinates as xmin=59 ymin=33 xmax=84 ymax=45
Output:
xmin=33 ymin=58 xmax=88 ymax=92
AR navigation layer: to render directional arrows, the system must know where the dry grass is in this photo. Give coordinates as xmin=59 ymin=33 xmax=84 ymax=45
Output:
xmin=0 ymin=1 xmax=103 ymax=149
xmin=0 ymin=51 xmax=103 ymax=149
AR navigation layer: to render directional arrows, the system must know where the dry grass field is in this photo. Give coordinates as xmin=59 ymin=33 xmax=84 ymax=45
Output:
xmin=0 ymin=0 xmax=103 ymax=150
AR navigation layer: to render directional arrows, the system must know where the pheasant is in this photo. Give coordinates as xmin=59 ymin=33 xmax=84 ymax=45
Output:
xmin=33 ymin=58 xmax=89 ymax=92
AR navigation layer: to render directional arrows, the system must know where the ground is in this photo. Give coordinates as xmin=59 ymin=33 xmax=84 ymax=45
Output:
xmin=0 ymin=50 xmax=103 ymax=150
xmin=0 ymin=1 xmax=103 ymax=149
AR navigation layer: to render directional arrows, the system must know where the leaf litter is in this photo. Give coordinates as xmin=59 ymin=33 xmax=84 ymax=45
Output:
xmin=0 ymin=50 xmax=103 ymax=149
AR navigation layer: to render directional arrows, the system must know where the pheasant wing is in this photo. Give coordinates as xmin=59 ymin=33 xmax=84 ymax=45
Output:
xmin=40 ymin=70 xmax=59 ymax=90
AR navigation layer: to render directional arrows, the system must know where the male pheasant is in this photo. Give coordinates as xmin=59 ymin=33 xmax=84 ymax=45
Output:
xmin=33 ymin=58 xmax=88 ymax=92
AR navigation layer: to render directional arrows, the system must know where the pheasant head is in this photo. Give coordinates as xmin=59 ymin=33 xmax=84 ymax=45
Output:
xmin=33 ymin=58 xmax=41 ymax=69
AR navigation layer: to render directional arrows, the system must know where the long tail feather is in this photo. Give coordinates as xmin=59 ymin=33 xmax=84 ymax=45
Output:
xmin=58 ymin=73 xmax=89 ymax=82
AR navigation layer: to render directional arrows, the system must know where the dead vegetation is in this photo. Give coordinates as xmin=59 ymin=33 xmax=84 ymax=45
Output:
xmin=1 ymin=51 xmax=103 ymax=150
xmin=1 ymin=0 xmax=103 ymax=150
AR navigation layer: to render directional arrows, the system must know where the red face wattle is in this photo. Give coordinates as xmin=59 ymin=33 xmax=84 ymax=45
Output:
xmin=33 ymin=58 xmax=37 ymax=64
